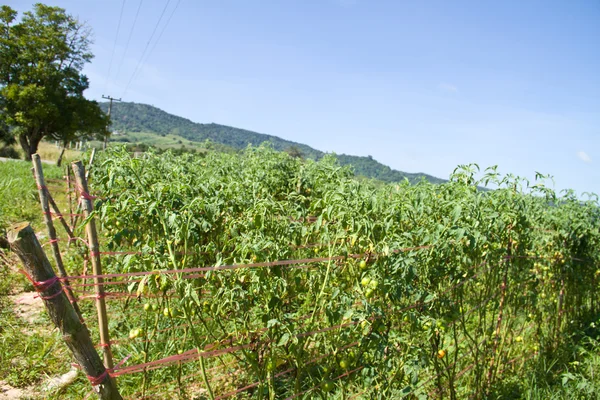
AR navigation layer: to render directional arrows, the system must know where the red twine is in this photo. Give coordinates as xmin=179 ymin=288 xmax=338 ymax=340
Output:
xmin=76 ymin=185 xmax=98 ymax=201
xmin=19 ymin=272 xmax=65 ymax=301
xmin=83 ymin=355 xmax=131 ymax=386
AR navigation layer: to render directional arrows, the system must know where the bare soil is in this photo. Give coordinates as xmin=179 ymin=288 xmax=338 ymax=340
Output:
xmin=8 ymin=292 xmax=44 ymax=326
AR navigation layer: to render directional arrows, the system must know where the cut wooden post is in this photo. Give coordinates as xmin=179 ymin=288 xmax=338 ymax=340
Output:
xmin=72 ymin=160 xmax=114 ymax=369
xmin=32 ymin=154 xmax=82 ymax=321
xmin=8 ymin=223 xmax=122 ymax=400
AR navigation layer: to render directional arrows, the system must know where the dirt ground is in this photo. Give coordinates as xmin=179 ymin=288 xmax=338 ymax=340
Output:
xmin=0 ymin=383 xmax=33 ymax=400
xmin=0 ymin=293 xmax=43 ymax=399
xmin=0 ymin=293 xmax=77 ymax=399
xmin=8 ymin=292 xmax=45 ymax=326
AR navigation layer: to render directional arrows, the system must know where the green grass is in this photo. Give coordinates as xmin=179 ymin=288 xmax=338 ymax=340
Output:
xmin=110 ymin=130 xmax=209 ymax=150
xmin=0 ymin=159 xmax=64 ymax=233
xmin=0 ymin=295 xmax=70 ymax=387
xmin=0 ymin=156 xmax=94 ymax=398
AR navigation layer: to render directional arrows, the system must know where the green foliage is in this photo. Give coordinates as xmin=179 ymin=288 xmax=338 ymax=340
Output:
xmin=0 ymin=159 xmax=63 ymax=233
xmin=336 ymin=153 xmax=446 ymax=184
xmin=0 ymin=4 xmax=107 ymax=159
xmin=100 ymin=102 xmax=321 ymax=159
xmin=100 ymin=101 xmax=444 ymax=184
xmin=82 ymin=147 xmax=599 ymax=398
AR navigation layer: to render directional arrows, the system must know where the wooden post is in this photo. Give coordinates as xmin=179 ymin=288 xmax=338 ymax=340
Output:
xmin=66 ymin=164 xmax=74 ymax=229
xmin=72 ymin=160 xmax=114 ymax=369
xmin=32 ymin=154 xmax=83 ymax=321
xmin=47 ymin=192 xmax=75 ymax=240
xmin=86 ymin=148 xmax=96 ymax=180
xmin=102 ymin=96 xmax=121 ymax=149
xmin=8 ymin=223 xmax=122 ymax=400
xmin=71 ymin=148 xmax=96 ymax=233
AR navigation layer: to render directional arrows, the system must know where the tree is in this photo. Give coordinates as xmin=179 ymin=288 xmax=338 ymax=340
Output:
xmin=0 ymin=3 xmax=107 ymax=160
xmin=53 ymin=95 xmax=109 ymax=166
xmin=0 ymin=110 xmax=15 ymax=147
xmin=285 ymin=145 xmax=304 ymax=159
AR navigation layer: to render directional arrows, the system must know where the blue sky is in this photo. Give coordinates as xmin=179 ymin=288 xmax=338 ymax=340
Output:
xmin=8 ymin=0 xmax=600 ymax=195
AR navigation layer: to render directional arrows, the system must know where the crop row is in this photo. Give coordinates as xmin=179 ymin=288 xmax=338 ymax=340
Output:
xmin=62 ymin=146 xmax=600 ymax=399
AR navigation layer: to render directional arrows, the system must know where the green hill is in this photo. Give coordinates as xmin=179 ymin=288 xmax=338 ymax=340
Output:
xmin=100 ymin=102 xmax=445 ymax=184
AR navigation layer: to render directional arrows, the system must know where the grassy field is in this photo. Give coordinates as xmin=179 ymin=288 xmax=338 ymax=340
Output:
xmin=0 ymin=158 xmax=82 ymax=397
xmin=112 ymin=131 xmax=206 ymax=149
xmin=1 ymin=141 xmax=83 ymax=163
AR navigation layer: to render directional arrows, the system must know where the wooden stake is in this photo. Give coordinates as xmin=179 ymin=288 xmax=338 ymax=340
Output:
xmin=8 ymin=223 xmax=122 ymax=400
xmin=71 ymin=148 xmax=96 ymax=233
xmin=66 ymin=164 xmax=74 ymax=229
xmin=86 ymin=147 xmax=97 ymax=180
xmin=47 ymin=192 xmax=75 ymax=240
xmin=32 ymin=154 xmax=83 ymax=321
xmin=72 ymin=160 xmax=114 ymax=369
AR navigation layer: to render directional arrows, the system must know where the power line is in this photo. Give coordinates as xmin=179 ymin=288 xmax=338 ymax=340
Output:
xmin=114 ymin=0 xmax=144 ymax=83
xmin=103 ymin=0 xmax=127 ymax=94
xmin=121 ymin=0 xmax=172 ymax=97
xmin=142 ymin=0 xmax=181 ymax=74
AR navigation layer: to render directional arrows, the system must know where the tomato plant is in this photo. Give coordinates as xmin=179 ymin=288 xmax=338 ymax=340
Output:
xmin=83 ymin=148 xmax=600 ymax=399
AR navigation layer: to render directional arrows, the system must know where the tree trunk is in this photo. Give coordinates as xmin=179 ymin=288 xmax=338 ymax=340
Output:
xmin=18 ymin=133 xmax=32 ymax=161
xmin=57 ymin=146 xmax=66 ymax=167
xmin=18 ymin=129 xmax=43 ymax=161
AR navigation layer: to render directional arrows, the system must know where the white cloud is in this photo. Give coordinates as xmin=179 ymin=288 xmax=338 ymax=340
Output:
xmin=439 ymin=83 xmax=458 ymax=93
xmin=577 ymin=151 xmax=592 ymax=163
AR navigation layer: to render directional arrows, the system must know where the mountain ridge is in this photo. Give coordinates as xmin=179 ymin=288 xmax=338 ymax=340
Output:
xmin=99 ymin=101 xmax=446 ymax=185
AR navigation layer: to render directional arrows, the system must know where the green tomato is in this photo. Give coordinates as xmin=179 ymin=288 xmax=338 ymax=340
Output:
xmin=369 ymin=279 xmax=379 ymax=289
xmin=160 ymin=280 xmax=171 ymax=292
xmin=339 ymin=358 xmax=349 ymax=370
xmin=143 ymin=303 xmax=151 ymax=312
xmin=163 ymin=307 xmax=171 ymax=317
xmin=361 ymin=277 xmax=371 ymax=287
xmin=347 ymin=351 xmax=357 ymax=363
xmin=322 ymin=380 xmax=335 ymax=393
xmin=365 ymin=288 xmax=374 ymax=298
xmin=129 ymin=329 xmax=138 ymax=339
xmin=359 ymin=260 xmax=367 ymax=270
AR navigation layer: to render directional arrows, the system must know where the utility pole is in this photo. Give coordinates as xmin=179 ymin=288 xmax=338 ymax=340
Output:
xmin=102 ymin=95 xmax=121 ymax=150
